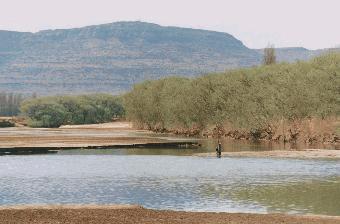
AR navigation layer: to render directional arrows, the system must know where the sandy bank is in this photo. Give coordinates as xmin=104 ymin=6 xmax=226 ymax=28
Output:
xmin=195 ymin=149 xmax=340 ymax=159
xmin=60 ymin=122 xmax=133 ymax=129
xmin=0 ymin=204 xmax=141 ymax=210
xmin=0 ymin=122 xmax=197 ymax=149
xmin=0 ymin=205 xmax=339 ymax=224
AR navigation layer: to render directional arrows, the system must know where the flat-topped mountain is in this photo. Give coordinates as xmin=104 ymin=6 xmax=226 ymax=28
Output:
xmin=0 ymin=22 xmax=261 ymax=95
xmin=0 ymin=21 xmax=335 ymax=95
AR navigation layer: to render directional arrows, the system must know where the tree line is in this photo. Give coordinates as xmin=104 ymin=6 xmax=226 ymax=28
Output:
xmin=21 ymin=94 xmax=125 ymax=128
xmin=124 ymin=53 xmax=340 ymax=139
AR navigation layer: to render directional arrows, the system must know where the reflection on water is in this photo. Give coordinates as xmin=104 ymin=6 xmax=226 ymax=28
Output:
xmin=229 ymin=178 xmax=340 ymax=215
xmin=57 ymin=137 xmax=339 ymax=156
xmin=200 ymin=138 xmax=339 ymax=152
xmin=1 ymin=154 xmax=340 ymax=215
xmin=58 ymin=147 xmax=204 ymax=156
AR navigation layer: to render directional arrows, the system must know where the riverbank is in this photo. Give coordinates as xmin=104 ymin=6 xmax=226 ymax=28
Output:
xmin=150 ymin=118 xmax=340 ymax=145
xmin=0 ymin=205 xmax=339 ymax=224
xmin=196 ymin=149 xmax=340 ymax=159
xmin=0 ymin=116 xmax=26 ymax=127
xmin=0 ymin=122 xmax=199 ymax=154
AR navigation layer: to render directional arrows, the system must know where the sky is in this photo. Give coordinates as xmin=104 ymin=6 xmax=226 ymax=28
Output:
xmin=0 ymin=0 xmax=339 ymax=50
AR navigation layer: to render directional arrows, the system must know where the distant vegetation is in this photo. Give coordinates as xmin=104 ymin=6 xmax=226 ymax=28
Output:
xmin=0 ymin=92 xmax=24 ymax=116
xmin=21 ymin=94 xmax=125 ymax=128
xmin=263 ymin=45 xmax=276 ymax=65
xmin=124 ymin=53 xmax=340 ymax=142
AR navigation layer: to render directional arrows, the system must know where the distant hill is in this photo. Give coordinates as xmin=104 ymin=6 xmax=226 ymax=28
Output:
xmin=0 ymin=22 xmax=261 ymax=95
xmin=255 ymin=47 xmax=338 ymax=63
xmin=0 ymin=21 xmax=336 ymax=95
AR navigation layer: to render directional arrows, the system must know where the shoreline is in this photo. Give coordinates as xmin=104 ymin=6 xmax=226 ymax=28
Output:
xmin=0 ymin=205 xmax=339 ymax=224
xmin=195 ymin=149 xmax=340 ymax=159
xmin=0 ymin=122 xmax=199 ymax=155
xmin=0 ymin=141 xmax=200 ymax=155
xmin=0 ymin=121 xmax=338 ymax=159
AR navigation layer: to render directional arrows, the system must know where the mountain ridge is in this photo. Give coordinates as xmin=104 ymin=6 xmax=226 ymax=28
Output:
xmin=0 ymin=21 xmax=336 ymax=95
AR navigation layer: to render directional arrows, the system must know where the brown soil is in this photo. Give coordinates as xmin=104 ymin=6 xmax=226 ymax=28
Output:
xmin=0 ymin=205 xmax=339 ymax=224
xmin=196 ymin=149 xmax=340 ymax=159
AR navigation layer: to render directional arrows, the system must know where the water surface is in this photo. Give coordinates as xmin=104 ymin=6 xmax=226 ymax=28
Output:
xmin=1 ymin=153 xmax=340 ymax=215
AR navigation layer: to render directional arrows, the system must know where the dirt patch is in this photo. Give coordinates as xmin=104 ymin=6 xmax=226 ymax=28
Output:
xmin=0 ymin=205 xmax=338 ymax=224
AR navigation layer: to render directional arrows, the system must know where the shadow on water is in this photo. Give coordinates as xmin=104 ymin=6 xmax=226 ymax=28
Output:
xmin=0 ymin=149 xmax=58 ymax=156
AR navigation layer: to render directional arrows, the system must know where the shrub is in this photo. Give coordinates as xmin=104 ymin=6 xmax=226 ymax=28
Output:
xmin=124 ymin=53 xmax=340 ymax=135
xmin=0 ymin=120 xmax=15 ymax=128
xmin=20 ymin=94 xmax=125 ymax=128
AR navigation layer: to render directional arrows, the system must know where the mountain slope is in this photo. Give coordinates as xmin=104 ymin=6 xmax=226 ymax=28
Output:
xmin=0 ymin=21 xmax=336 ymax=95
xmin=0 ymin=22 xmax=260 ymax=95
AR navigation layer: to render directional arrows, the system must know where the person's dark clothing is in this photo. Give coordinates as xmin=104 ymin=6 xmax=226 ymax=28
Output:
xmin=216 ymin=143 xmax=222 ymax=158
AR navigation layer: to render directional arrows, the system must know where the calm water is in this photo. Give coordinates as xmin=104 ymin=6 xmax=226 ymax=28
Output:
xmin=1 ymin=148 xmax=340 ymax=215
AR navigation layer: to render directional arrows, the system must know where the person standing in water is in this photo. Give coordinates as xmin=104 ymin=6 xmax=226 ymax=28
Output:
xmin=216 ymin=140 xmax=222 ymax=158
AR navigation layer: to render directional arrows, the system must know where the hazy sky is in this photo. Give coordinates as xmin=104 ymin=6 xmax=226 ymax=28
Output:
xmin=1 ymin=0 xmax=339 ymax=49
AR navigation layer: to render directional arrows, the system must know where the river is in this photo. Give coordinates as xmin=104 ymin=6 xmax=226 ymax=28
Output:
xmin=1 ymin=140 xmax=340 ymax=216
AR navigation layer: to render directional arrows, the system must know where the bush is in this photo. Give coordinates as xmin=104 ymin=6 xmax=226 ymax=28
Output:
xmin=21 ymin=94 xmax=125 ymax=128
xmin=0 ymin=120 xmax=15 ymax=128
xmin=124 ymin=53 xmax=340 ymax=134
